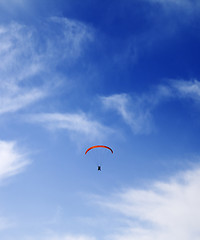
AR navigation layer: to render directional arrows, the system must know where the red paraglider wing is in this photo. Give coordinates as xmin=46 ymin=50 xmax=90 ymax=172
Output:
xmin=85 ymin=145 xmax=113 ymax=154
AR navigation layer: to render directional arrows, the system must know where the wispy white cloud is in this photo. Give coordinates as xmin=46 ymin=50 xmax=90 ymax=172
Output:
xmin=0 ymin=86 xmax=46 ymax=114
xmin=0 ymin=18 xmax=93 ymax=115
xmin=42 ymin=234 xmax=96 ymax=240
xmin=0 ymin=0 xmax=26 ymax=10
xmin=0 ymin=140 xmax=30 ymax=180
xmin=100 ymin=93 xmax=154 ymax=134
xmin=96 ymin=166 xmax=200 ymax=240
xmin=49 ymin=17 xmax=93 ymax=60
xmin=122 ymin=0 xmax=200 ymax=65
xmin=21 ymin=233 xmax=96 ymax=240
xmin=149 ymin=0 xmax=190 ymax=6
xmin=0 ymin=0 xmax=25 ymax=5
xmin=171 ymin=79 xmax=200 ymax=101
xmin=146 ymin=0 xmax=200 ymax=16
xmin=101 ymin=79 xmax=200 ymax=134
xmin=0 ymin=23 xmax=47 ymax=114
xmin=28 ymin=112 xmax=112 ymax=140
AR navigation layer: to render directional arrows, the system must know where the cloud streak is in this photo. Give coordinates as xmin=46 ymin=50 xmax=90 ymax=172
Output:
xmin=20 ymin=232 xmax=96 ymax=240
xmin=29 ymin=112 xmax=112 ymax=140
xmin=96 ymin=165 xmax=200 ymax=240
xmin=149 ymin=0 xmax=199 ymax=9
xmin=0 ymin=22 xmax=47 ymax=114
xmin=101 ymin=94 xmax=153 ymax=134
xmin=43 ymin=234 xmax=96 ymax=240
xmin=171 ymin=79 xmax=200 ymax=101
xmin=0 ymin=18 xmax=93 ymax=115
xmin=101 ymin=79 xmax=200 ymax=134
xmin=0 ymin=85 xmax=46 ymax=114
xmin=0 ymin=140 xmax=30 ymax=180
xmin=146 ymin=0 xmax=200 ymax=17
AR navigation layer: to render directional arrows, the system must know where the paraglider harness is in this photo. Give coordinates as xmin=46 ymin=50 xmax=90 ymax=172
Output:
xmin=98 ymin=165 xmax=101 ymax=171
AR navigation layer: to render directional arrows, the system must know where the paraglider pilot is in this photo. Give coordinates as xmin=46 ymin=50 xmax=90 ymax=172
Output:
xmin=85 ymin=145 xmax=113 ymax=171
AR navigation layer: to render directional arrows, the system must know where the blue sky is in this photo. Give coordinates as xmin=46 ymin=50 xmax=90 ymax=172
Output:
xmin=0 ymin=0 xmax=200 ymax=239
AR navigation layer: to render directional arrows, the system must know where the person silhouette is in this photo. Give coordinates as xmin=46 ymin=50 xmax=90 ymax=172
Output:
xmin=98 ymin=165 xmax=101 ymax=171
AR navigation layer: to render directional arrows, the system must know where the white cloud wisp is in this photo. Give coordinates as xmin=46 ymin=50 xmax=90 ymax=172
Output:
xmin=29 ymin=112 xmax=112 ymax=141
xmin=0 ymin=18 xmax=93 ymax=115
xmin=42 ymin=234 xmax=96 ymax=240
xmin=22 ymin=233 xmax=96 ymax=240
xmin=147 ymin=0 xmax=200 ymax=15
xmin=100 ymin=93 xmax=154 ymax=134
xmin=101 ymin=79 xmax=200 ymax=134
xmin=171 ymin=79 xmax=200 ymax=101
xmin=0 ymin=22 xmax=47 ymax=114
xmin=0 ymin=140 xmax=30 ymax=180
xmin=96 ymin=166 xmax=200 ymax=240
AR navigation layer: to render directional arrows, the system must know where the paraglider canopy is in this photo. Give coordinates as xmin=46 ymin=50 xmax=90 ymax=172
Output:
xmin=85 ymin=145 xmax=113 ymax=155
